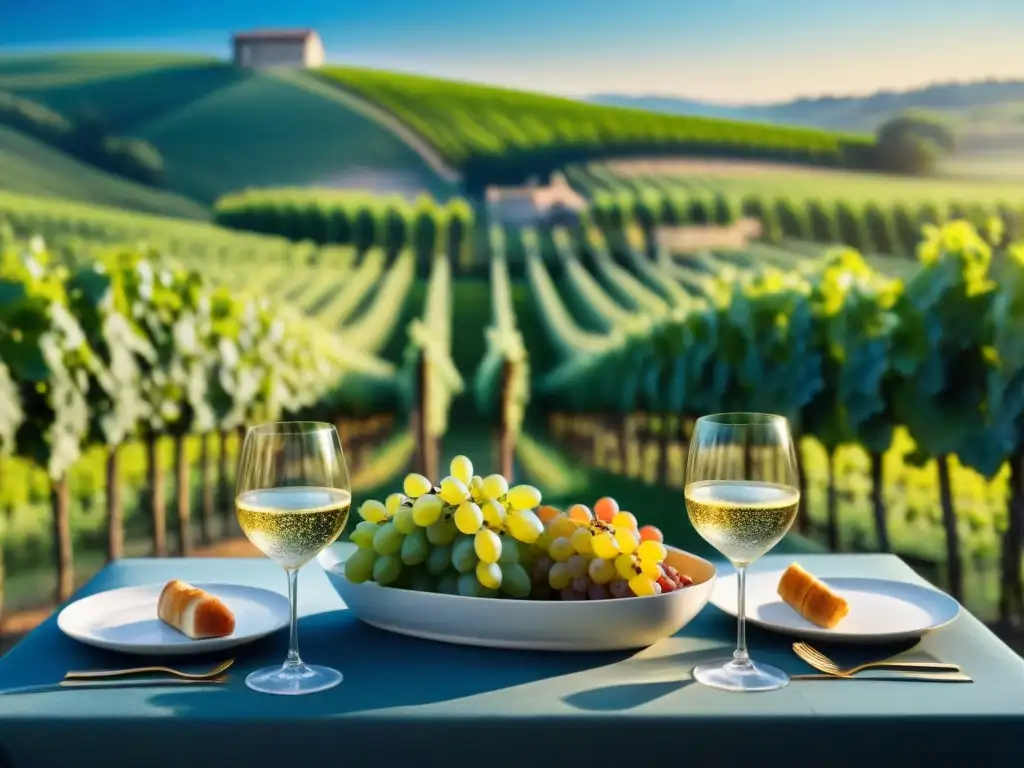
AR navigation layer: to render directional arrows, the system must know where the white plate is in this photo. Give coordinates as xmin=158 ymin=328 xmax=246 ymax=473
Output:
xmin=57 ymin=583 xmax=290 ymax=656
xmin=318 ymin=543 xmax=718 ymax=651
xmin=710 ymin=570 xmax=961 ymax=643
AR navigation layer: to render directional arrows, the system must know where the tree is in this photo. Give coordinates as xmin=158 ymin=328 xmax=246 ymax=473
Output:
xmin=874 ymin=112 xmax=956 ymax=176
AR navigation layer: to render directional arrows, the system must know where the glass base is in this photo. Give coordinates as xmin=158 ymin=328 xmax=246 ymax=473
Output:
xmin=245 ymin=663 xmax=343 ymax=696
xmin=693 ymin=658 xmax=789 ymax=692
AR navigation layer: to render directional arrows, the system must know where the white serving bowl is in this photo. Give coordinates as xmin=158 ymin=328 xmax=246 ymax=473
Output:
xmin=317 ymin=543 xmax=717 ymax=651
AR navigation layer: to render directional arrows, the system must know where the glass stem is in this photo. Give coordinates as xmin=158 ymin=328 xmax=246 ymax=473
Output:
xmin=733 ymin=565 xmax=751 ymax=667
xmin=284 ymin=568 xmax=302 ymax=669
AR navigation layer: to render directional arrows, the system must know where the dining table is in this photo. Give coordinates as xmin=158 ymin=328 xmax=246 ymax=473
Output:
xmin=0 ymin=552 xmax=1022 ymax=768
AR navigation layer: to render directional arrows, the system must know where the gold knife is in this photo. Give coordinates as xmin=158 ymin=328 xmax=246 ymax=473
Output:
xmin=792 ymin=672 xmax=973 ymax=683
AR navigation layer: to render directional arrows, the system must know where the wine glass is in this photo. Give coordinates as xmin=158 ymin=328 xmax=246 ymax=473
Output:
xmin=236 ymin=421 xmax=351 ymax=695
xmin=684 ymin=412 xmax=800 ymax=692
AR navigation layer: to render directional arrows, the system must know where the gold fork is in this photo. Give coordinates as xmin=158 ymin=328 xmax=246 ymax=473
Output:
xmin=793 ymin=642 xmax=960 ymax=677
xmin=64 ymin=658 xmax=235 ymax=682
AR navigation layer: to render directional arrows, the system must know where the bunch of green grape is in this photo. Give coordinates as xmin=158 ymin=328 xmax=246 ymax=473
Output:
xmin=344 ymin=455 xmax=545 ymax=598
xmin=343 ymin=458 xmax=697 ymax=601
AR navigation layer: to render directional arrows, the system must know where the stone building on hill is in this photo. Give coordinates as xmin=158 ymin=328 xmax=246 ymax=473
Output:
xmin=485 ymin=173 xmax=587 ymax=226
xmin=232 ymin=29 xmax=325 ymax=69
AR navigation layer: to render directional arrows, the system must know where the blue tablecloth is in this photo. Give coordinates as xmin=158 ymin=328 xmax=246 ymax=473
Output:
xmin=1 ymin=553 xmax=1022 ymax=768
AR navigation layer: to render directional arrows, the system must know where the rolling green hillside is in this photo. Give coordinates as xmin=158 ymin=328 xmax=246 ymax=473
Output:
xmin=0 ymin=53 xmax=242 ymax=130
xmin=0 ymin=124 xmax=208 ymax=218
xmin=133 ymin=70 xmax=456 ymax=204
xmin=0 ymin=52 xmax=218 ymax=89
xmin=317 ymin=66 xmax=877 ymax=191
xmin=0 ymin=53 xmax=457 ymax=210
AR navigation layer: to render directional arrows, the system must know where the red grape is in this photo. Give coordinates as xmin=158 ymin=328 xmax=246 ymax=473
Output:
xmin=594 ymin=497 xmax=619 ymax=522
xmin=587 ymin=583 xmax=609 ymax=600
xmin=639 ymin=525 xmax=663 ymax=542
xmin=532 ymin=556 xmax=553 ymax=583
xmin=609 ymin=578 xmax=631 ymax=599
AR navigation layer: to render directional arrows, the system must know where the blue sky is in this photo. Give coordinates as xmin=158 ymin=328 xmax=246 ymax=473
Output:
xmin=3 ymin=0 xmax=1023 ymax=103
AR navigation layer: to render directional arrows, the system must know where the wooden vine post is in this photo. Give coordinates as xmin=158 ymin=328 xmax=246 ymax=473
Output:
xmin=617 ymin=412 xmax=630 ymax=477
xmin=236 ymin=425 xmax=247 ymax=470
xmin=936 ymin=454 xmax=964 ymax=602
xmin=52 ymin=476 xmax=73 ymax=602
xmin=496 ymin=359 xmax=514 ymax=481
xmin=218 ymin=428 xmax=231 ymax=529
xmin=146 ymin=433 xmax=166 ymax=556
xmin=869 ymin=451 xmax=890 ymax=552
xmin=174 ymin=433 xmax=192 ymax=556
xmin=826 ymin=449 xmax=839 ymax=551
xmin=792 ymin=431 xmax=809 ymax=533
xmin=742 ymin=433 xmax=754 ymax=483
xmin=658 ymin=413 xmax=673 ymax=487
xmin=412 ymin=349 xmax=437 ymax=480
xmin=999 ymin=449 xmax=1024 ymax=626
xmin=106 ymin=447 xmax=123 ymax=561
xmin=200 ymin=433 xmax=215 ymax=544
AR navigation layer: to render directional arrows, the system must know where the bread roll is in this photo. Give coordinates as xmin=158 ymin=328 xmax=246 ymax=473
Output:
xmin=157 ymin=580 xmax=235 ymax=639
xmin=777 ymin=563 xmax=849 ymax=629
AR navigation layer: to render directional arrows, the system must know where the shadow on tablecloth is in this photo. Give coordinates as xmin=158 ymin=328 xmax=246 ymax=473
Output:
xmin=562 ymin=607 xmax=944 ymax=713
xmin=143 ymin=608 xmax=640 ymax=718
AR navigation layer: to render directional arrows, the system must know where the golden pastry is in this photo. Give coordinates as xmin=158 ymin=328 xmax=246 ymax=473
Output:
xmin=777 ymin=563 xmax=849 ymax=629
xmin=157 ymin=579 xmax=236 ymax=639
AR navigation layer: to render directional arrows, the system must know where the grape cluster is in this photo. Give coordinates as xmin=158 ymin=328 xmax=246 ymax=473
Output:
xmin=531 ymin=497 xmax=693 ymax=600
xmin=344 ymin=460 xmax=693 ymax=600
xmin=344 ymin=455 xmax=544 ymax=598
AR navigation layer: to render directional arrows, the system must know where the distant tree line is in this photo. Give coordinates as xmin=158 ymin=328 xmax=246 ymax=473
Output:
xmin=0 ymin=91 xmax=163 ymax=186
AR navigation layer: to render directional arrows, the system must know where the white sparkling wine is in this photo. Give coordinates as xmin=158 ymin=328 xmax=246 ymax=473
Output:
xmin=685 ymin=480 xmax=799 ymax=566
xmin=237 ymin=487 xmax=351 ymax=569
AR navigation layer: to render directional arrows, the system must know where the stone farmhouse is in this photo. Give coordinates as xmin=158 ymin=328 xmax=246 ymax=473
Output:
xmin=232 ymin=29 xmax=325 ymax=69
xmin=485 ymin=173 xmax=587 ymax=226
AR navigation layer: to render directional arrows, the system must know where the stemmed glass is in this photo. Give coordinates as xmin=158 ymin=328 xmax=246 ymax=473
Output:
xmin=685 ymin=413 xmax=800 ymax=692
xmin=235 ymin=421 xmax=351 ymax=695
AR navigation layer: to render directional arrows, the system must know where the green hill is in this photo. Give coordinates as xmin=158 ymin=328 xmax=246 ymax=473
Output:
xmin=0 ymin=53 xmax=240 ymax=130
xmin=317 ymin=66 xmax=877 ymax=191
xmin=0 ymin=53 xmax=459 ymax=210
xmin=133 ymin=69 xmax=456 ymax=204
xmin=0 ymin=124 xmax=208 ymax=218
xmin=0 ymin=52 xmax=218 ymax=88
